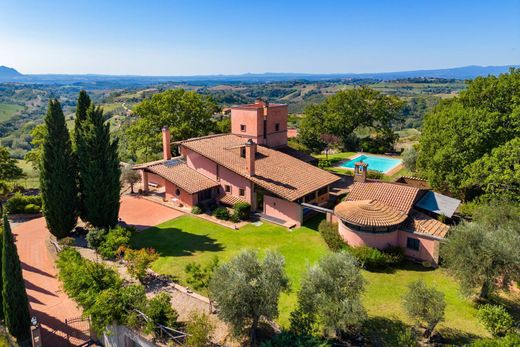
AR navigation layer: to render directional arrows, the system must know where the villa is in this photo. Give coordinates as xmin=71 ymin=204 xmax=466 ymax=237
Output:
xmin=331 ymin=163 xmax=461 ymax=266
xmin=134 ymin=100 xmax=340 ymax=227
xmin=133 ymin=99 xmax=459 ymax=265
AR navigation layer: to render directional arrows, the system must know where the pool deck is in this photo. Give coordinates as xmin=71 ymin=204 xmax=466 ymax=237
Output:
xmin=334 ymin=152 xmax=403 ymax=176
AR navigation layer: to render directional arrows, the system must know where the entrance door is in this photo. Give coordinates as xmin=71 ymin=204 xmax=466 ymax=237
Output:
xmin=256 ymin=189 xmax=264 ymax=212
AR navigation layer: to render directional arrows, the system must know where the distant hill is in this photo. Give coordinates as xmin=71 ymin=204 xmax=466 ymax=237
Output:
xmin=0 ymin=66 xmax=22 ymax=79
xmin=0 ymin=64 xmax=517 ymax=84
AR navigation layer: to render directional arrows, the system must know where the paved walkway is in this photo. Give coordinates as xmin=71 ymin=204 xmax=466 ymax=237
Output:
xmin=13 ymin=195 xmax=183 ymax=346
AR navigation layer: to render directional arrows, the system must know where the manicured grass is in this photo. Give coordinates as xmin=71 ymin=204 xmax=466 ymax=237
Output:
xmin=131 ymin=215 xmax=328 ymax=324
xmin=313 ymin=151 xmax=357 ymax=161
xmin=0 ymin=103 xmax=23 ymax=122
xmin=131 ymin=214 xmax=487 ymax=340
xmin=363 ymin=263 xmax=487 ymax=341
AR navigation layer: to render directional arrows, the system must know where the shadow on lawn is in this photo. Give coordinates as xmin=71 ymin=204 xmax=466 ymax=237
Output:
xmin=131 ymin=226 xmax=224 ymax=257
xmin=363 ymin=316 xmax=411 ymax=346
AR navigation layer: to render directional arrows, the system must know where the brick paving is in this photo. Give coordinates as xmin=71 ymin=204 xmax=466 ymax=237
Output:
xmin=13 ymin=195 xmax=183 ymax=345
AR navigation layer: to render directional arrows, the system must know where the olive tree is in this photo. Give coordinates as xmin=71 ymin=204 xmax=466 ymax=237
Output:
xmin=297 ymin=252 xmax=366 ymax=338
xmin=402 ymin=280 xmax=446 ymax=339
xmin=208 ymin=250 xmax=289 ymax=346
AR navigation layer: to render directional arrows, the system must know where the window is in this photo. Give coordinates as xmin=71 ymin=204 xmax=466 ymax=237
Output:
xmin=240 ymin=124 xmax=246 ymax=132
xmin=275 ymin=123 xmax=280 ymax=131
xmin=225 ymin=185 xmax=231 ymax=193
xmin=239 ymin=188 xmax=245 ymax=196
xmin=406 ymin=237 xmax=420 ymax=251
xmin=175 ymin=188 xmax=181 ymax=196
xmin=240 ymin=147 xmax=246 ymax=158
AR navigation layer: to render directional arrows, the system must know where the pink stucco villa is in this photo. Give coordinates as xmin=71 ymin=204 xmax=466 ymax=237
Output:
xmin=331 ymin=163 xmax=460 ymax=266
xmin=134 ymin=100 xmax=340 ymax=227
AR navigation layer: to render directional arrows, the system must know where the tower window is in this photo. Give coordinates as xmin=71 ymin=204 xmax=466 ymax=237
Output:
xmin=175 ymin=188 xmax=181 ymax=196
xmin=275 ymin=123 xmax=280 ymax=131
xmin=240 ymin=124 xmax=246 ymax=132
xmin=225 ymin=185 xmax=231 ymax=193
xmin=240 ymin=147 xmax=246 ymax=158
xmin=239 ymin=188 xmax=245 ymax=196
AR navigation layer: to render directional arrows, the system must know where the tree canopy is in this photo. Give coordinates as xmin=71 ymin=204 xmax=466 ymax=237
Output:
xmin=297 ymin=251 xmax=366 ymax=337
xmin=417 ymin=68 xmax=519 ymax=200
xmin=298 ymin=87 xmax=404 ymax=153
xmin=76 ymin=104 xmax=121 ymax=228
xmin=40 ymin=99 xmax=78 ymax=238
xmin=126 ymin=89 xmax=219 ymax=161
xmin=0 ymin=146 xmax=23 ymax=181
xmin=441 ymin=202 xmax=520 ymax=299
xmin=208 ymin=250 xmax=289 ymax=345
xmin=2 ymin=215 xmax=31 ymax=341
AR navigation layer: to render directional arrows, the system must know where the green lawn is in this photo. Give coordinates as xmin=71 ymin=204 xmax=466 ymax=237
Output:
xmin=0 ymin=103 xmax=24 ymax=122
xmin=131 ymin=215 xmax=487 ymax=341
xmin=313 ymin=151 xmax=357 ymax=161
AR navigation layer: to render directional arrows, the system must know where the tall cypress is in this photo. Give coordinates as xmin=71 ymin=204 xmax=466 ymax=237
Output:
xmin=40 ymin=99 xmax=78 ymax=238
xmin=74 ymin=91 xmax=91 ymax=220
xmin=74 ymin=90 xmax=91 ymax=148
xmin=77 ymin=104 xmax=120 ymax=228
xmin=2 ymin=215 xmax=31 ymax=341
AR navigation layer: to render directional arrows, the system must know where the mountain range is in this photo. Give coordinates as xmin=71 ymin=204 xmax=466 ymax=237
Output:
xmin=0 ymin=65 xmax=517 ymax=84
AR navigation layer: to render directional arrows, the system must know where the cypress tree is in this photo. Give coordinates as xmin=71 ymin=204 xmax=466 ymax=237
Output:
xmin=40 ymin=99 xmax=77 ymax=238
xmin=77 ymin=104 xmax=120 ymax=228
xmin=74 ymin=91 xmax=91 ymax=220
xmin=2 ymin=215 xmax=31 ymax=341
xmin=74 ymin=90 xmax=91 ymax=148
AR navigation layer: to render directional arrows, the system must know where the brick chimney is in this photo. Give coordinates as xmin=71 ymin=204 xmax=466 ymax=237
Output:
xmin=245 ymin=139 xmax=256 ymax=176
xmin=354 ymin=161 xmax=368 ymax=182
xmin=162 ymin=126 xmax=171 ymax=160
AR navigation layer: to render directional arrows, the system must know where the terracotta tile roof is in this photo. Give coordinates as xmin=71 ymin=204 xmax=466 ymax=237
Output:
xmin=180 ymin=134 xmax=340 ymax=201
xmin=135 ymin=158 xmax=219 ymax=194
xmin=403 ymin=210 xmax=450 ymax=238
xmin=346 ymin=182 xmax=420 ymax=214
xmin=218 ymin=194 xmax=247 ymax=206
xmin=133 ymin=159 xmax=166 ymax=169
xmin=394 ymin=176 xmax=431 ymax=189
xmin=334 ymin=200 xmax=408 ymax=227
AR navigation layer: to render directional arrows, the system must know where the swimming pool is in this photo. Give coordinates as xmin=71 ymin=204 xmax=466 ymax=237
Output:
xmin=339 ymin=154 xmax=402 ymax=173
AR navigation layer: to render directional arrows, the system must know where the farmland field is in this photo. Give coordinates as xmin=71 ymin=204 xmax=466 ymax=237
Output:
xmin=0 ymin=103 xmax=24 ymax=122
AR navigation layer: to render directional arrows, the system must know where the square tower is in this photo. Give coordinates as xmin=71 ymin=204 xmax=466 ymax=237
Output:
xmin=230 ymin=99 xmax=288 ymax=148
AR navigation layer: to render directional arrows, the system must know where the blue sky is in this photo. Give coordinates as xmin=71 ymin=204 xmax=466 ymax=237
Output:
xmin=0 ymin=0 xmax=518 ymax=75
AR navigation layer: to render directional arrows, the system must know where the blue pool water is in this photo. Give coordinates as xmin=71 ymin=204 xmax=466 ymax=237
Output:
xmin=340 ymin=154 xmax=402 ymax=173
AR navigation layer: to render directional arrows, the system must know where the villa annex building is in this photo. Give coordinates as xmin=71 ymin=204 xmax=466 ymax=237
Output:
xmin=134 ymin=100 xmax=340 ymax=227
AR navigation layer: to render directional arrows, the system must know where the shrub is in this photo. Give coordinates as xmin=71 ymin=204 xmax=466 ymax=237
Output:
xmin=232 ymin=202 xmax=251 ymax=220
xmin=191 ymin=205 xmax=202 ymax=215
xmin=5 ymin=192 xmax=42 ymax=214
xmin=59 ymin=237 xmax=76 ymax=247
xmin=348 ymin=246 xmax=388 ymax=270
xmin=367 ymin=170 xmax=384 ymax=179
xmin=470 ymin=334 xmax=520 ymax=347
xmin=348 ymin=246 xmax=402 ymax=271
xmin=86 ymin=228 xmax=107 ymax=249
xmin=318 ymin=159 xmax=332 ymax=168
xmin=186 ymin=311 xmax=216 ymax=347
xmin=397 ymin=327 xmax=418 ymax=347
xmin=289 ymin=306 xmax=319 ymax=337
xmin=212 ymin=207 xmax=230 ymax=220
xmin=124 ymin=248 xmax=159 ymax=283
xmin=318 ymin=220 xmax=345 ymax=251
xmin=383 ymin=245 xmax=405 ymax=264
xmin=97 ymin=226 xmax=131 ymax=259
xmin=143 ymin=292 xmax=179 ymax=336
xmin=478 ymin=304 xmax=514 ymax=337
xmin=185 ymin=256 xmax=219 ymax=290
xmin=23 ymin=203 xmax=41 ymax=214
